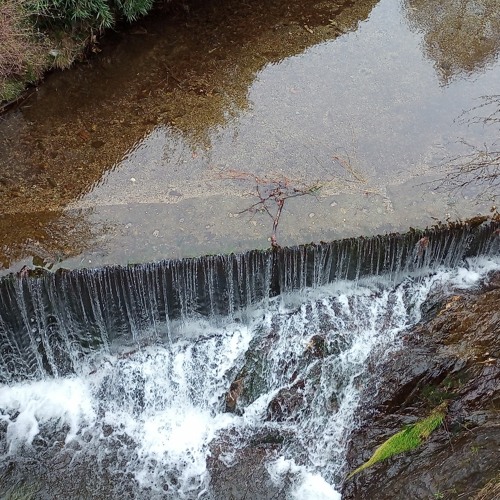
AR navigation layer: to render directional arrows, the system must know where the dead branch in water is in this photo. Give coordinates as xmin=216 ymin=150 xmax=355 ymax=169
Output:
xmin=214 ymin=168 xmax=322 ymax=248
xmin=211 ymin=130 xmax=367 ymax=247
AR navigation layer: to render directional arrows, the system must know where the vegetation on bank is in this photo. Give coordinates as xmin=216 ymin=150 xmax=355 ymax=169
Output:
xmin=0 ymin=0 xmax=157 ymax=103
xmin=347 ymin=401 xmax=448 ymax=479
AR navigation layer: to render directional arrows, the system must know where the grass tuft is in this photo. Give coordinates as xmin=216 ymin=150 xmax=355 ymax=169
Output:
xmin=347 ymin=401 xmax=448 ymax=479
xmin=473 ymin=473 xmax=500 ymax=500
xmin=1 ymin=0 xmax=158 ymax=103
xmin=0 ymin=0 xmax=49 ymax=101
xmin=0 ymin=79 xmax=26 ymax=102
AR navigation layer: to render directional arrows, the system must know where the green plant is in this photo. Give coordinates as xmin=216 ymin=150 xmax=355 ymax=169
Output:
xmin=27 ymin=0 xmax=114 ymax=28
xmin=1 ymin=0 xmax=158 ymax=103
xmin=26 ymin=0 xmax=155 ymax=29
xmin=347 ymin=402 xmax=448 ymax=478
xmin=115 ymin=0 xmax=155 ymax=22
xmin=0 ymin=0 xmax=48 ymax=93
xmin=470 ymin=445 xmax=480 ymax=455
xmin=0 ymin=79 xmax=26 ymax=102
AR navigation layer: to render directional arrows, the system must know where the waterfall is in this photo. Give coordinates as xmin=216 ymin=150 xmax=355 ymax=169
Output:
xmin=0 ymin=219 xmax=499 ymax=499
xmin=1 ymin=219 xmax=498 ymax=383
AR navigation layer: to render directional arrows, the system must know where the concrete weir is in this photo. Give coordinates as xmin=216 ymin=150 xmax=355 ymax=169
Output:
xmin=0 ymin=218 xmax=498 ymax=382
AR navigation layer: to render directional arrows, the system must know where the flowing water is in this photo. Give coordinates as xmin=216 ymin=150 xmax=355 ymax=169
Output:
xmin=0 ymin=225 xmax=499 ymax=498
xmin=1 ymin=0 xmax=499 ymax=496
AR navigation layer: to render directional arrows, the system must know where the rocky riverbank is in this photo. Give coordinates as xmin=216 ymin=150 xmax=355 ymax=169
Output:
xmin=342 ymin=269 xmax=500 ymax=499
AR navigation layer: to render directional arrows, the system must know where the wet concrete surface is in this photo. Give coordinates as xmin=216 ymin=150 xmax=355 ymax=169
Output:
xmin=0 ymin=0 xmax=499 ymax=275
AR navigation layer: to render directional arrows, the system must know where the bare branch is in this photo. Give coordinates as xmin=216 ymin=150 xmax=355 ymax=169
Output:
xmin=437 ymin=96 xmax=500 ymax=201
xmin=215 ymin=169 xmax=323 ymax=248
xmin=456 ymin=95 xmax=500 ymax=127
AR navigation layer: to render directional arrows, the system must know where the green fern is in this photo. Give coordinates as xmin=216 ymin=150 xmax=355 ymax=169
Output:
xmin=116 ymin=0 xmax=154 ymax=22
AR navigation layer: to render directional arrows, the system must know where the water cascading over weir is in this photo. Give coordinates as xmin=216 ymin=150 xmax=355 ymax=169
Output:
xmin=0 ymin=218 xmax=499 ymax=499
xmin=0 ymin=219 xmax=499 ymax=383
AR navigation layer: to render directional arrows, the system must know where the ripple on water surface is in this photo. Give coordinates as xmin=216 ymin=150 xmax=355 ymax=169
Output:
xmin=0 ymin=0 xmax=499 ymax=273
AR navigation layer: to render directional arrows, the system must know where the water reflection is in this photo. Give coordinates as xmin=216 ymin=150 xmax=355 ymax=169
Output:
xmin=404 ymin=0 xmax=500 ymax=84
xmin=0 ymin=210 xmax=106 ymax=271
xmin=437 ymin=94 xmax=500 ymax=200
xmin=0 ymin=0 xmax=499 ymax=274
xmin=0 ymin=0 xmax=379 ymax=273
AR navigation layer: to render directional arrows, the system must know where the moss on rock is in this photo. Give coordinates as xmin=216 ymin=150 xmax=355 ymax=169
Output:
xmin=348 ymin=401 xmax=448 ymax=479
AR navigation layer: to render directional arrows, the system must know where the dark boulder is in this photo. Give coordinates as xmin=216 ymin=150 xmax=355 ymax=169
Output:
xmin=266 ymin=380 xmax=306 ymax=422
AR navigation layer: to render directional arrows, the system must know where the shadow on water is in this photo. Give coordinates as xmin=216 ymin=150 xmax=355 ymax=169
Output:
xmin=0 ymin=0 xmax=380 ymax=273
xmin=0 ymin=0 xmax=500 ymax=275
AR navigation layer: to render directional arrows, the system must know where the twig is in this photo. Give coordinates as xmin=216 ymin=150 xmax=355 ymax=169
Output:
xmin=219 ymin=170 xmax=321 ymax=247
xmin=436 ymin=96 xmax=500 ymax=200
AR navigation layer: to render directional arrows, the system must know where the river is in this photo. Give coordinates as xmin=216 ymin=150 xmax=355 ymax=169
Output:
xmin=0 ymin=0 xmax=499 ymax=497
xmin=0 ymin=0 xmax=499 ymax=274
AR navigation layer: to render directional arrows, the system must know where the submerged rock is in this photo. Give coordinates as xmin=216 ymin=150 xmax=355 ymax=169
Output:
xmin=342 ymin=273 xmax=500 ymax=499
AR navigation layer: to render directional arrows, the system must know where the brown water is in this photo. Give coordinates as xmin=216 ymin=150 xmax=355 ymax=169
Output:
xmin=0 ymin=0 xmax=499 ymax=274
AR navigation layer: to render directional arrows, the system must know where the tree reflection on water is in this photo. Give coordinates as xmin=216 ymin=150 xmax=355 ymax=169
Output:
xmin=404 ymin=0 xmax=500 ymax=84
xmin=438 ymin=95 xmax=499 ymax=203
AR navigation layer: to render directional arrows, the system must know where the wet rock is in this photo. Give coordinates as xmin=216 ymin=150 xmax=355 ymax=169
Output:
xmin=224 ymin=323 xmax=339 ymax=420
xmin=208 ymin=432 xmax=287 ymax=500
xmin=223 ymin=328 xmax=280 ymax=413
xmin=305 ymin=334 xmax=327 ymax=358
xmin=225 ymin=377 xmax=244 ymax=413
xmin=481 ymin=269 xmax=500 ymax=291
xmin=224 ymin=329 xmax=329 ymax=416
xmin=345 ymin=421 xmax=500 ymax=500
xmin=266 ymin=380 xmax=305 ymax=422
xmin=224 ymin=364 xmax=265 ymax=414
xmin=342 ymin=284 xmax=500 ymax=499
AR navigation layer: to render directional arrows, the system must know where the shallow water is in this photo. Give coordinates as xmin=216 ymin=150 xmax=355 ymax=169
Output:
xmin=0 ymin=0 xmax=499 ymax=273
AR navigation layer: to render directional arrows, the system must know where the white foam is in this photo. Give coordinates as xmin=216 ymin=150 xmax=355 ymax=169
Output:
xmin=267 ymin=457 xmax=341 ymax=500
xmin=292 ymin=472 xmax=341 ymax=500
xmin=93 ymin=324 xmax=253 ymax=494
xmin=451 ymin=255 xmax=500 ymax=287
xmin=1 ymin=255 xmax=498 ymax=497
xmin=0 ymin=378 xmax=95 ymax=453
xmin=133 ymin=407 xmax=235 ymax=492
